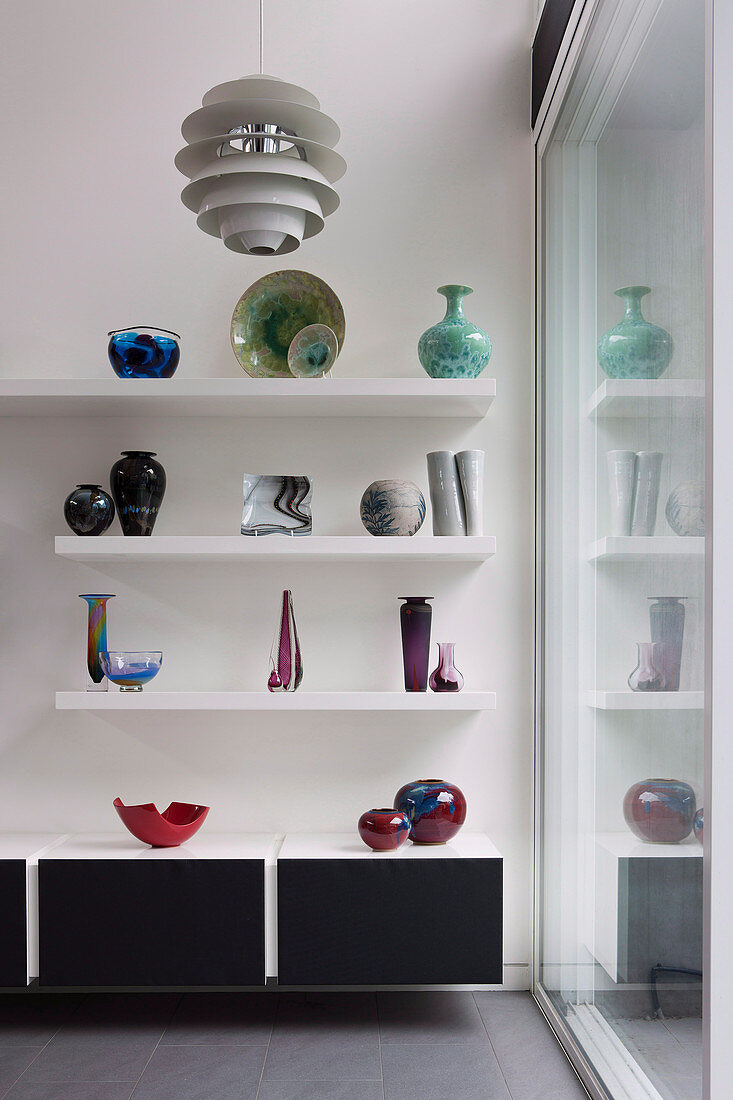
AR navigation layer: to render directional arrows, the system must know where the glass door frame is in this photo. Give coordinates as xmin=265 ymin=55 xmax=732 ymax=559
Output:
xmin=532 ymin=0 xmax=713 ymax=1096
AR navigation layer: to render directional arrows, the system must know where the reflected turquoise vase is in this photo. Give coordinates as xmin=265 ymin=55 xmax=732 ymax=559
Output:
xmin=597 ymin=286 xmax=673 ymax=379
xmin=418 ymin=285 xmax=492 ymax=379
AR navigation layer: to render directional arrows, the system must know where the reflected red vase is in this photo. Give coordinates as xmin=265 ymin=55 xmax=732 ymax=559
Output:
xmin=622 ymin=779 xmax=695 ymax=843
xmin=358 ymin=808 xmax=411 ymax=852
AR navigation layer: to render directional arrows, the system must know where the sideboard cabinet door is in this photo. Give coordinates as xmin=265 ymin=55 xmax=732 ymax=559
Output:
xmin=39 ymin=859 xmax=265 ymax=987
xmin=278 ymin=856 xmax=502 ymax=985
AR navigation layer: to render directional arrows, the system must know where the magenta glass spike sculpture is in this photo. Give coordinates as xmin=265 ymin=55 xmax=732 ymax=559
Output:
xmin=268 ymin=589 xmax=302 ymax=692
xmin=429 ymin=642 xmax=464 ymax=692
xmin=399 ymin=597 xmax=433 ymax=692
xmin=79 ymin=594 xmax=115 ymax=691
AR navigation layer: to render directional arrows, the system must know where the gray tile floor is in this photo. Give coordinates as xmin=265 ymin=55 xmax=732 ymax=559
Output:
xmin=0 ymin=990 xmax=587 ymax=1099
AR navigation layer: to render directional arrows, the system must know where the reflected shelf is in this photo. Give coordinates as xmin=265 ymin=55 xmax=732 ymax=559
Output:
xmin=54 ymin=535 xmax=496 ymax=563
xmin=585 ymin=691 xmax=704 ymax=710
xmin=55 ymin=691 xmax=497 ymax=712
xmin=0 ymin=378 xmax=496 ymax=419
xmin=594 ymin=833 xmax=702 ymax=860
xmin=588 ymin=536 xmax=704 ymax=562
xmin=586 ymin=379 xmax=705 ymax=418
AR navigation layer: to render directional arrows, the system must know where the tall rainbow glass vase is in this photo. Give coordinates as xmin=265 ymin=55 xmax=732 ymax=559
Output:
xmin=79 ymin=594 xmax=115 ymax=691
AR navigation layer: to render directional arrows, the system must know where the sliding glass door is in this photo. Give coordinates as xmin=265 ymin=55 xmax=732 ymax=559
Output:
xmin=535 ymin=0 xmax=706 ymax=1096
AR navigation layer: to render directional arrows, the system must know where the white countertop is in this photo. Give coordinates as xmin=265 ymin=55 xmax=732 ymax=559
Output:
xmin=0 ymin=834 xmax=70 ymax=862
xmin=39 ymin=832 xmax=282 ymax=862
xmin=278 ymin=831 xmax=502 ymax=860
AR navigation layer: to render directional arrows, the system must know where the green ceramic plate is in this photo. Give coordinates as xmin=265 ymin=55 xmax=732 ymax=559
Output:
xmin=230 ymin=270 xmax=346 ymax=378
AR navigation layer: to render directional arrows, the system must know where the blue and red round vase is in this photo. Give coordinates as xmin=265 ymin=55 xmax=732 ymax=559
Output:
xmin=394 ymin=780 xmax=467 ymax=845
xmin=622 ymin=778 xmax=696 ymax=844
xmin=358 ymin=808 xmax=411 ymax=852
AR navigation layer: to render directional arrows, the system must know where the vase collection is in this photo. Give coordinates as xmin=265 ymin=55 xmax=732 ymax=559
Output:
xmin=597 ymin=286 xmax=673 ymax=379
xmin=63 ymin=451 xmax=167 ymax=537
xmin=357 ymin=779 xmax=467 ymax=851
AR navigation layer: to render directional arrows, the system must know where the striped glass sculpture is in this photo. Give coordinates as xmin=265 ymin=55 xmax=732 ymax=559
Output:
xmin=241 ymin=474 xmax=312 ymax=536
xmin=79 ymin=594 xmax=115 ymax=691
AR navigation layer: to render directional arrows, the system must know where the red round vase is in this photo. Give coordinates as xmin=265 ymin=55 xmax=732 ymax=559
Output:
xmin=394 ymin=780 xmax=467 ymax=845
xmin=358 ymin=808 xmax=411 ymax=852
xmin=622 ymin=779 xmax=695 ymax=844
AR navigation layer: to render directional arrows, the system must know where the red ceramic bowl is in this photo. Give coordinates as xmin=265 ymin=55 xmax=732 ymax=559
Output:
xmin=113 ymin=798 xmax=209 ymax=847
xmin=358 ymin=808 xmax=411 ymax=852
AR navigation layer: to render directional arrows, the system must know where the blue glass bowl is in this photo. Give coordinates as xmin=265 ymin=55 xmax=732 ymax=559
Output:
xmin=100 ymin=651 xmax=163 ymax=691
xmin=108 ymin=327 xmax=180 ymax=378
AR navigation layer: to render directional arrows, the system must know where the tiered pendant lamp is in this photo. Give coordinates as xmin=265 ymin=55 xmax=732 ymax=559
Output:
xmin=175 ymin=73 xmax=345 ymax=256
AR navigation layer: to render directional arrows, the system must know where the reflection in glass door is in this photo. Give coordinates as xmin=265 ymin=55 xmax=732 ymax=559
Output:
xmin=535 ymin=0 xmax=706 ymax=1096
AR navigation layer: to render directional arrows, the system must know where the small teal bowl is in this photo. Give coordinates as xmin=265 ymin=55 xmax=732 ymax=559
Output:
xmin=100 ymin=651 xmax=162 ymax=691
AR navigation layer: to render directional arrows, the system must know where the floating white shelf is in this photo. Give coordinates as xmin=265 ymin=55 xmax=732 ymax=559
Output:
xmin=585 ymin=690 xmax=704 ymax=710
xmin=587 ymin=536 xmax=704 ymax=562
xmin=586 ymin=379 xmax=705 ymax=418
xmin=0 ymin=377 xmax=496 ymax=419
xmin=55 ymin=691 xmax=497 ymax=712
xmin=54 ymin=534 xmax=496 ymax=563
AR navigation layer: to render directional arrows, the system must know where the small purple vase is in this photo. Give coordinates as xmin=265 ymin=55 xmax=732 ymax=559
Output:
xmin=628 ymin=642 xmax=664 ymax=691
xmin=429 ymin=642 xmax=464 ymax=692
xmin=268 ymin=590 xmax=302 ymax=692
xmin=399 ymin=597 xmax=433 ymax=692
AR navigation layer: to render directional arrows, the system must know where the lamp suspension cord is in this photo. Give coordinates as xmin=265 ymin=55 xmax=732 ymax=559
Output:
xmin=259 ymin=0 xmax=264 ymax=74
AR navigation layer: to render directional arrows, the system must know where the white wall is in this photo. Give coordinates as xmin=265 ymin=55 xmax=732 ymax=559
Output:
xmin=0 ymin=0 xmax=534 ymax=986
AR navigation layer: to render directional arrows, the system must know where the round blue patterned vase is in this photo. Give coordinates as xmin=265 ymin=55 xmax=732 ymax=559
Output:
xmin=418 ymin=285 xmax=492 ymax=379
xmin=597 ymin=286 xmax=672 ymax=379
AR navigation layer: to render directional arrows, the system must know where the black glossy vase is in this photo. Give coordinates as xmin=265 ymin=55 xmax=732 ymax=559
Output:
xmin=63 ymin=484 xmax=115 ymax=536
xmin=110 ymin=451 xmax=166 ymax=536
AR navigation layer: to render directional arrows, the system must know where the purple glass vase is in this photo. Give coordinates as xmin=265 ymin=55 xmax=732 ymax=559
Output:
xmin=429 ymin=642 xmax=464 ymax=692
xmin=649 ymin=597 xmax=686 ymax=692
xmin=628 ymin=641 xmax=664 ymax=691
xmin=399 ymin=597 xmax=433 ymax=692
xmin=268 ymin=590 xmax=302 ymax=692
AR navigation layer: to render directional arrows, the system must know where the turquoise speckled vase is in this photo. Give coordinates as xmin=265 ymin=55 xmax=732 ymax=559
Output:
xmin=597 ymin=286 xmax=673 ymax=379
xmin=418 ymin=285 xmax=492 ymax=379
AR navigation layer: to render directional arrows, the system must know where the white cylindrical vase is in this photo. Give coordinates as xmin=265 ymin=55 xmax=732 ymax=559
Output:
xmin=455 ymin=450 xmax=485 ymax=536
xmin=426 ymin=451 xmax=466 ymax=536
xmin=606 ymin=450 xmax=636 ymax=536
xmin=630 ymin=451 xmax=663 ymax=536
